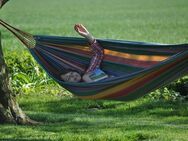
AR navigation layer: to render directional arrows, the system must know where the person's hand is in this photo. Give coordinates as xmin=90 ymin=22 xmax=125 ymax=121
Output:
xmin=74 ymin=24 xmax=89 ymax=37
xmin=74 ymin=24 xmax=95 ymax=44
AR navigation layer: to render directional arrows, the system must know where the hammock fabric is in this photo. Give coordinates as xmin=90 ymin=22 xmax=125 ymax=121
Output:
xmin=0 ymin=19 xmax=188 ymax=101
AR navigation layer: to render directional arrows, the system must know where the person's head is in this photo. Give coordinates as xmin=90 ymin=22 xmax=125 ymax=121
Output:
xmin=60 ymin=71 xmax=81 ymax=83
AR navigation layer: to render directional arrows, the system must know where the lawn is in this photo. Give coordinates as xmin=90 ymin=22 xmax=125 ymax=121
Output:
xmin=0 ymin=91 xmax=188 ymax=141
xmin=0 ymin=0 xmax=188 ymax=140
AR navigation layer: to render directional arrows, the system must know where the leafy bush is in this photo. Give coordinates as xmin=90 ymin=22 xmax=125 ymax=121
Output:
xmin=147 ymin=76 xmax=188 ymax=101
xmin=148 ymin=87 xmax=182 ymax=101
xmin=167 ymin=76 xmax=188 ymax=96
xmin=5 ymin=50 xmax=56 ymax=94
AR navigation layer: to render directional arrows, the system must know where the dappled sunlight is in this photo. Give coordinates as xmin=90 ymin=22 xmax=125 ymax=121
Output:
xmin=105 ymin=49 xmax=168 ymax=61
xmin=1 ymin=94 xmax=188 ymax=140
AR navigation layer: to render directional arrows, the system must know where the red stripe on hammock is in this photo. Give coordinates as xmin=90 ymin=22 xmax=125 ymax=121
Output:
xmin=104 ymin=56 xmax=186 ymax=99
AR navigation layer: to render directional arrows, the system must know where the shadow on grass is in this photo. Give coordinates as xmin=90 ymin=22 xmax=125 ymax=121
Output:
xmin=22 ymin=96 xmax=188 ymax=117
xmin=0 ymin=97 xmax=187 ymax=140
xmin=21 ymin=95 xmax=188 ymax=124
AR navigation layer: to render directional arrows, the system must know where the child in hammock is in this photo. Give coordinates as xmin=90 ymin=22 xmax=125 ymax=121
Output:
xmin=60 ymin=24 xmax=108 ymax=83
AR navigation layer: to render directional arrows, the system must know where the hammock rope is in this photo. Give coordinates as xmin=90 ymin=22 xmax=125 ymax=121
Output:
xmin=0 ymin=19 xmax=36 ymax=48
xmin=0 ymin=19 xmax=188 ymax=101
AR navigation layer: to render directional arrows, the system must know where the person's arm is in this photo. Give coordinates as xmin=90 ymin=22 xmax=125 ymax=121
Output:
xmin=74 ymin=24 xmax=95 ymax=44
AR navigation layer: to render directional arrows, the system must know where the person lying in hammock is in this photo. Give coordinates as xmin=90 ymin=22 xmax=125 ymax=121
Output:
xmin=60 ymin=24 xmax=108 ymax=83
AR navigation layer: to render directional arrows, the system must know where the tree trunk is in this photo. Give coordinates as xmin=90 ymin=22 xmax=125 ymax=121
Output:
xmin=0 ymin=0 xmax=9 ymax=8
xmin=0 ymin=0 xmax=38 ymax=125
xmin=0 ymin=33 xmax=37 ymax=124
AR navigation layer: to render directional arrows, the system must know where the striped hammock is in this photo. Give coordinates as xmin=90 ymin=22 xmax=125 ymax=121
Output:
xmin=0 ymin=19 xmax=188 ymax=101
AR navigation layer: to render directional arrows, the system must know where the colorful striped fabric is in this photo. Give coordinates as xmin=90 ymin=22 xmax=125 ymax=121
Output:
xmin=1 ymin=19 xmax=188 ymax=101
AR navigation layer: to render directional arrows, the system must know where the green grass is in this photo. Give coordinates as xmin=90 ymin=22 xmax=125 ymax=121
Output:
xmin=1 ymin=0 xmax=188 ymax=45
xmin=0 ymin=90 xmax=188 ymax=141
xmin=0 ymin=0 xmax=188 ymax=140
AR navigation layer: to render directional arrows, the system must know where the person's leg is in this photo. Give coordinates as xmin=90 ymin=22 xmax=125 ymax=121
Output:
xmin=85 ymin=40 xmax=104 ymax=73
xmin=74 ymin=24 xmax=107 ymax=82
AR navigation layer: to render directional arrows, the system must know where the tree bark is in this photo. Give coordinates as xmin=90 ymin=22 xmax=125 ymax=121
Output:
xmin=0 ymin=0 xmax=9 ymax=8
xmin=0 ymin=0 xmax=38 ymax=124
xmin=0 ymin=33 xmax=37 ymax=125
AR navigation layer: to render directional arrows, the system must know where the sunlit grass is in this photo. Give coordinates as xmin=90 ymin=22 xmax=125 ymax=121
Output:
xmin=0 ymin=90 xmax=187 ymax=141
xmin=1 ymin=0 xmax=188 ymax=43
